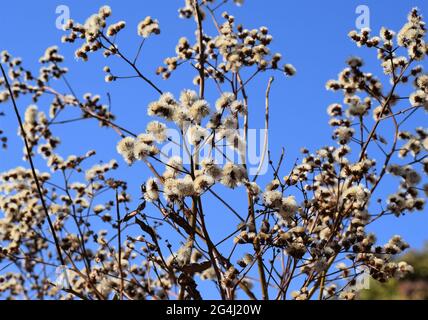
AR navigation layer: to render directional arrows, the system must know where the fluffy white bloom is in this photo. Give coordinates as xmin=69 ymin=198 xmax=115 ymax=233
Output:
xmin=194 ymin=175 xmax=214 ymax=195
xmin=409 ymin=90 xmax=427 ymax=108
xmin=283 ymin=64 xmax=296 ymax=76
xmin=180 ymin=89 xmax=198 ymax=107
xmin=164 ymin=175 xmax=194 ymax=200
xmin=278 ymin=196 xmax=298 ymax=219
xmin=164 ymin=156 xmax=184 ymax=179
xmin=93 ymin=204 xmax=105 ymax=214
xmin=246 ymin=182 xmax=261 ymax=196
xmin=84 ymin=14 xmax=104 ymax=37
xmin=348 ymin=102 xmax=369 ymax=116
xmin=175 ymin=241 xmax=192 ymax=267
xmin=404 ymin=168 xmax=421 ymax=186
xmin=148 ymin=93 xmax=178 ymax=120
xmin=24 ymin=105 xmax=38 ymax=124
xmin=134 ymin=134 xmax=159 ymax=159
xmin=416 ymin=74 xmax=428 ymax=92
xmin=145 ymin=178 xmax=159 ymax=202
xmin=190 ymin=100 xmax=210 ymax=123
xmin=99 ymin=6 xmax=112 ymax=18
xmin=138 ymin=16 xmax=160 ymax=38
xmin=397 ymin=8 xmax=426 ymax=50
xmin=215 ymin=92 xmax=235 ymax=111
xmin=381 ymin=57 xmax=407 ymax=75
xmin=172 ymin=107 xmax=191 ymax=127
xmin=342 ymin=185 xmax=370 ymax=203
xmin=217 ymin=116 xmax=238 ymax=140
xmin=263 ymin=190 xmax=282 ymax=207
xmin=220 ymin=163 xmax=246 ymax=188
xmin=201 ymin=158 xmax=223 ymax=180
xmin=226 ymin=132 xmax=246 ymax=156
xmin=230 ymin=100 xmax=246 ymax=115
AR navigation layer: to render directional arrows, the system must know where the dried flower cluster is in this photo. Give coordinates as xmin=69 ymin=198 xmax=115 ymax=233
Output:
xmin=0 ymin=1 xmax=426 ymax=300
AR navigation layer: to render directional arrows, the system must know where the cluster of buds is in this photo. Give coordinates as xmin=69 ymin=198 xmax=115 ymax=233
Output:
xmin=138 ymin=17 xmax=160 ymax=38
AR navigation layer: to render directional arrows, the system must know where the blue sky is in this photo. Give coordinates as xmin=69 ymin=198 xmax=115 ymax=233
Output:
xmin=0 ymin=0 xmax=427 ymax=298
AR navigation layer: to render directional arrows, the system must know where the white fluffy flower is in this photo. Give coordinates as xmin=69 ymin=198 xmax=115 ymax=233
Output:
xmin=215 ymin=92 xmax=235 ymax=111
xmin=24 ymin=105 xmax=38 ymax=124
xmin=164 ymin=156 xmax=184 ymax=179
xmin=180 ymin=89 xmax=198 ymax=107
xmin=84 ymin=14 xmax=105 ymax=37
xmin=220 ymin=163 xmax=246 ymax=188
xmin=190 ymin=100 xmax=210 ymax=123
xmin=138 ymin=16 xmax=160 ymax=38
xmin=164 ymin=175 xmax=194 ymax=200
xmin=117 ymin=137 xmax=136 ymax=164
xmin=230 ymin=100 xmax=246 ymax=115
xmin=278 ymin=196 xmax=298 ymax=219
xmin=201 ymin=158 xmax=223 ymax=180
xmin=409 ymin=90 xmax=427 ymax=108
xmin=148 ymin=93 xmax=178 ymax=120
xmin=263 ymin=190 xmax=282 ymax=207
xmin=134 ymin=134 xmax=159 ymax=159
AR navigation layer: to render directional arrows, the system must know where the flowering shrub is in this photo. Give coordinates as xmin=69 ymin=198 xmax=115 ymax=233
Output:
xmin=0 ymin=1 xmax=427 ymax=300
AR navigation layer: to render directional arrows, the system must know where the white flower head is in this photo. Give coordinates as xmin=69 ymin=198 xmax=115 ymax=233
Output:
xmin=215 ymin=92 xmax=235 ymax=111
xmin=145 ymin=178 xmax=159 ymax=202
